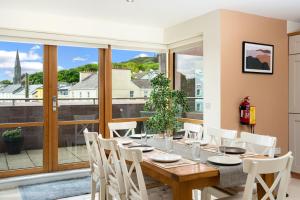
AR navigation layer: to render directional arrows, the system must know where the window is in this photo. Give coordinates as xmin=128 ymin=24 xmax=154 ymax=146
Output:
xmin=196 ymin=103 xmax=201 ymax=111
xmin=0 ymin=41 xmax=44 ymax=172
xmin=130 ymin=91 xmax=134 ymax=98
xmin=111 ymin=49 xmax=166 ymax=118
xmin=174 ymin=45 xmax=203 ymax=119
xmin=144 ymin=90 xmax=148 ymax=98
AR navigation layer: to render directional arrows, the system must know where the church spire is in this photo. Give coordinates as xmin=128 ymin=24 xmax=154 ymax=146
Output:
xmin=13 ymin=50 xmax=22 ymax=84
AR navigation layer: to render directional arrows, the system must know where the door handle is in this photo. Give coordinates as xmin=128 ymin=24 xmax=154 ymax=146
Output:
xmin=52 ymin=96 xmax=57 ymax=112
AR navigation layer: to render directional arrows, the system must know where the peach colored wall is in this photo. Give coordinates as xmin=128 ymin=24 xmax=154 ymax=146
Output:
xmin=220 ymin=10 xmax=289 ymax=153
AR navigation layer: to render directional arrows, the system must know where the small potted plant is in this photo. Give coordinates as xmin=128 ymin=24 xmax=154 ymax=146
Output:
xmin=2 ymin=127 xmax=24 ymax=155
xmin=144 ymin=73 xmax=189 ymax=137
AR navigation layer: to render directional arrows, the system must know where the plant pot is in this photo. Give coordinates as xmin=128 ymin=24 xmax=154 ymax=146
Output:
xmin=3 ymin=136 xmax=24 ymax=155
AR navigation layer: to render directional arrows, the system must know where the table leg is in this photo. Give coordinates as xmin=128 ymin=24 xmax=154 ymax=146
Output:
xmin=257 ymin=173 xmax=275 ymax=200
xmin=172 ymin=182 xmax=193 ymax=200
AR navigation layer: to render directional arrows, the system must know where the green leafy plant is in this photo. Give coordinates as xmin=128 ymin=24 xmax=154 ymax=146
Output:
xmin=2 ymin=128 xmax=22 ymax=140
xmin=144 ymin=73 xmax=189 ymax=135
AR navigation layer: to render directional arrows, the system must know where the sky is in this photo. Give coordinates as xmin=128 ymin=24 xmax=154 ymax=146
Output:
xmin=0 ymin=41 xmax=157 ymax=81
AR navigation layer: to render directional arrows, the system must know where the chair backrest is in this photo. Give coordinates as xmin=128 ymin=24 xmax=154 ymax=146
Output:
xmin=108 ymin=121 xmax=137 ymax=138
xmin=206 ymin=127 xmax=237 ymax=145
xmin=83 ymin=129 xmax=105 ymax=179
xmin=242 ymin=152 xmax=293 ymax=200
xmin=98 ymin=137 xmax=125 ymax=197
xmin=240 ymin=132 xmax=277 ymax=157
xmin=119 ymin=146 xmax=148 ymax=200
xmin=183 ymin=123 xmax=203 ymax=140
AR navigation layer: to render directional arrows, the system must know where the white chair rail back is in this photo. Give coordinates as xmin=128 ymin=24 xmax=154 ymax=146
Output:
xmin=206 ymin=127 xmax=237 ymax=145
xmin=183 ymin=123 xmax=203 ymax=140
xmin=119 ymin=146 xmax=148 ymax=200
xmin=98 ymin=137 xmax=126 ymax=199
xmin=108 ymin=121 xmax=137 ymax=138
xmin=83 ymin=129 xmax=106 ymax=200
xmin=242 ymin=152 xmax=293 ymax=200
xmin=240 ymin=132 xmax=277 ymax=157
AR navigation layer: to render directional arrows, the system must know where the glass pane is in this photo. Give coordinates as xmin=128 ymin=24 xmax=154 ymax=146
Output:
xmin=58 ymin=124 xmax=98 ymax=164
xmin=0 ymin=126 xmax=43 ymax=171
xmin=112 ymin=49 xmax=166 ymax=118
xmin=174 ymin=45 xmax=203 ymax=119
xmin=57 ymin=46 xmax=99 ymax=121
xmin=0 ymin=41 xmax=44 ymax=123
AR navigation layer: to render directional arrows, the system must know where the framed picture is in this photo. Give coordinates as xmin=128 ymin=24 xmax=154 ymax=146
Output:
xmin=242 ymin=41 xmax=274 ymax=74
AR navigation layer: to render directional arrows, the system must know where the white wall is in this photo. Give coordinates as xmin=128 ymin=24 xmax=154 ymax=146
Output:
xmin=164 ymin=11 xmax=222 ymax=128
xmin=0 ymin=10 xmax=165 ymax=49
xmin=287 ymin=21 xmax=300 ymax=33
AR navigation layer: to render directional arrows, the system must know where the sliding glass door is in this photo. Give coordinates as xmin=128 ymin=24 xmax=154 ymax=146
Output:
xmin=0 ymin=41 xmax=48 ymax=177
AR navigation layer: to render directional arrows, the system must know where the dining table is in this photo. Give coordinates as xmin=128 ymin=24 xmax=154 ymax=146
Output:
xmin=117 ymin=137 xmax=274 ymax=200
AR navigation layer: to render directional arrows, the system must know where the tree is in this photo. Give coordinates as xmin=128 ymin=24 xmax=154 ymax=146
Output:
xmin=144 ymin=74 xmax=189 ymax=134
xmin=0 ymin=80 xmax=12 ymax=85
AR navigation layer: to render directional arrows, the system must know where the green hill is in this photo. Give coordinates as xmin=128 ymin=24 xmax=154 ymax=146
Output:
xmin=29 ymin=56 xmax=159 ymax=84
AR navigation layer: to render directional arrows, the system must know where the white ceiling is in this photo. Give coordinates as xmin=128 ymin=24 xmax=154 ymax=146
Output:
xmin=1 ymin=0 xmax=300 ymax=28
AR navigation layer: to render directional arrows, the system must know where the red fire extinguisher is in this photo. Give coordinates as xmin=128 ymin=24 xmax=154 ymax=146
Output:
xmin=240 ymin=96 xmax=250 ymax=125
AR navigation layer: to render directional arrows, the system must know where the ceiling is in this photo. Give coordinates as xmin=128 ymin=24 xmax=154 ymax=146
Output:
xmin=1 ymin=0 xmax=300 ymax=28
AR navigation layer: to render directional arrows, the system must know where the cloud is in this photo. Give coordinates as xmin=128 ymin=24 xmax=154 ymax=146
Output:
xmin=72 ymin=56 xmax=87 ymax=62
xmin=58 ymin=66 xmax=64 ymax=70
xmin=0 ymin=50 xmax=43 ymax=81
xmin=134 ymin=53 xmax=149 ymax=58
xmin=91 ymin=61 xmax=98 ymax=64
xmin=31 ymin=45 xmax=41 ymax=50
xmin=0 ymin=50 xmax=42 ymax=69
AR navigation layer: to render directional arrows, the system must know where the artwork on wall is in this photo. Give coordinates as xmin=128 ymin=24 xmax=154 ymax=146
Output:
xmin=242 ymin=41 xmax=274 ymax=74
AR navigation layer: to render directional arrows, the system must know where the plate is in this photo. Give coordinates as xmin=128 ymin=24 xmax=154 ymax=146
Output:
xmin=207 ymin=155 xmax=242 ymax=166
xmin=149 ymin=154 xmax=182 ymax=163
xmin=219 ymin=146 xmax=246 ymax=154
xmin=128 ymin=145 xmax=154 ymax=152
xmin=129 ymin=134 xmax=153 ymax=139
xmin=185 ymin=140 xmax=208 ymax=146
xmin=118 ymin=139 xmax=133 ymax=145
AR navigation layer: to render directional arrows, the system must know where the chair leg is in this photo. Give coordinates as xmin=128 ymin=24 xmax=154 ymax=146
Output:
xmin=193 ymin=189 xmax=200 ymax=200
xmin=201 ymin=188 xmax=211 ymax=200
xmin=91 ymin=178 xmax=96 ymax=200
xmin=99 ymin=178 xmax=106 ymax=200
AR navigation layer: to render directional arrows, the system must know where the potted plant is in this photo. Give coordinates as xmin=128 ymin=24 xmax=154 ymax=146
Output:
xmin=2 ymin=127 xmax=24 ymax=155
xmin=144 ymin=73 xmax=189 ymax=137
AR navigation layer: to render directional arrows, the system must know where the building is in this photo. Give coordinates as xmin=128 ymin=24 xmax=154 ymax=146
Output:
xmin=13 ymin=50 xmax=22 ymax=84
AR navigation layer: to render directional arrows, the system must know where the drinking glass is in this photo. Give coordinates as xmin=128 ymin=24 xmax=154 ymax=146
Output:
xmin=191 ymin=141 xmax=201 ymax=162
xmin=165 ymin=135 xmax=174 ymax=153
xmin=141 ymin=132 xmax=148 ymax=146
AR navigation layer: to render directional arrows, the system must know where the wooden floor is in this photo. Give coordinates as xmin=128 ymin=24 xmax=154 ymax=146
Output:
xmin=0 ymin=145 xmax=88 ymax=171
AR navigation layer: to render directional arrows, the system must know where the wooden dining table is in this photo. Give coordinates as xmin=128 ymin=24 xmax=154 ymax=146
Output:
xmin=138 ymin=146 xmax=274 ymax=200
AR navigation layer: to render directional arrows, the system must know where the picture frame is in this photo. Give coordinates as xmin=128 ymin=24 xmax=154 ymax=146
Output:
xmin=242 ymin=41 xmax=274 ymax=74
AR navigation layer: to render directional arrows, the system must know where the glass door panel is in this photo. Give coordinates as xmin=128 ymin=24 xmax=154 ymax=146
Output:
xmin=0 ymin=41 xmax=46 ymax=174
xmin=56 ymin=46 xmax=99 ymax=167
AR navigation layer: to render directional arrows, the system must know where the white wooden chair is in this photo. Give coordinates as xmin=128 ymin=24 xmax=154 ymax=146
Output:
xmin=183 ymin=123 xmax=203 ymax=140
xmin=240 ymin=132 xmax=277 ymax=157
xmin=218 ymin=152 xmax=293 ymax=200
xmin=83 ymin=129 xmax=106 ymax=200
xmin=206 ymin=127 xmax=237 ymax=145
xmin=108 ymin=121 xmax=137 ymax=138
xmin=200 ymin=127 xmax=237 ymax=200
xmin=98 ymin=137 xmax=126 ymax=200
xmin=118 ymin=146 xmax=172 ymax=200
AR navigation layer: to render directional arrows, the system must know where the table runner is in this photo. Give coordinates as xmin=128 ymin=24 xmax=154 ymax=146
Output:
xmin=136 ymin=138 xmax=248 ymax=188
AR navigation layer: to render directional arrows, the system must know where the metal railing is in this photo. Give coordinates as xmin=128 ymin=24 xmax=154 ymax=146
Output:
xmin=0 ymin=97 xmax=204 ymax=106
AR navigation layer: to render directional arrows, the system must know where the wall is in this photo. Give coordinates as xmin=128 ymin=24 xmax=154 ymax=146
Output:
xmin=287 ymin=21 xmax=300 ymax=33
xmin=165 ymin=11 xmax=222 ymax=128
xmin=0 ymin=10 xmax=165 ymax=50
xmin=220 ymin=10 xmax=289 ymax=153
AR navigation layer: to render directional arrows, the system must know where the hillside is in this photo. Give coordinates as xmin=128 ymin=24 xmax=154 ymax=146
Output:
xmin=28 ymin=56 xmax=159 ymax=84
